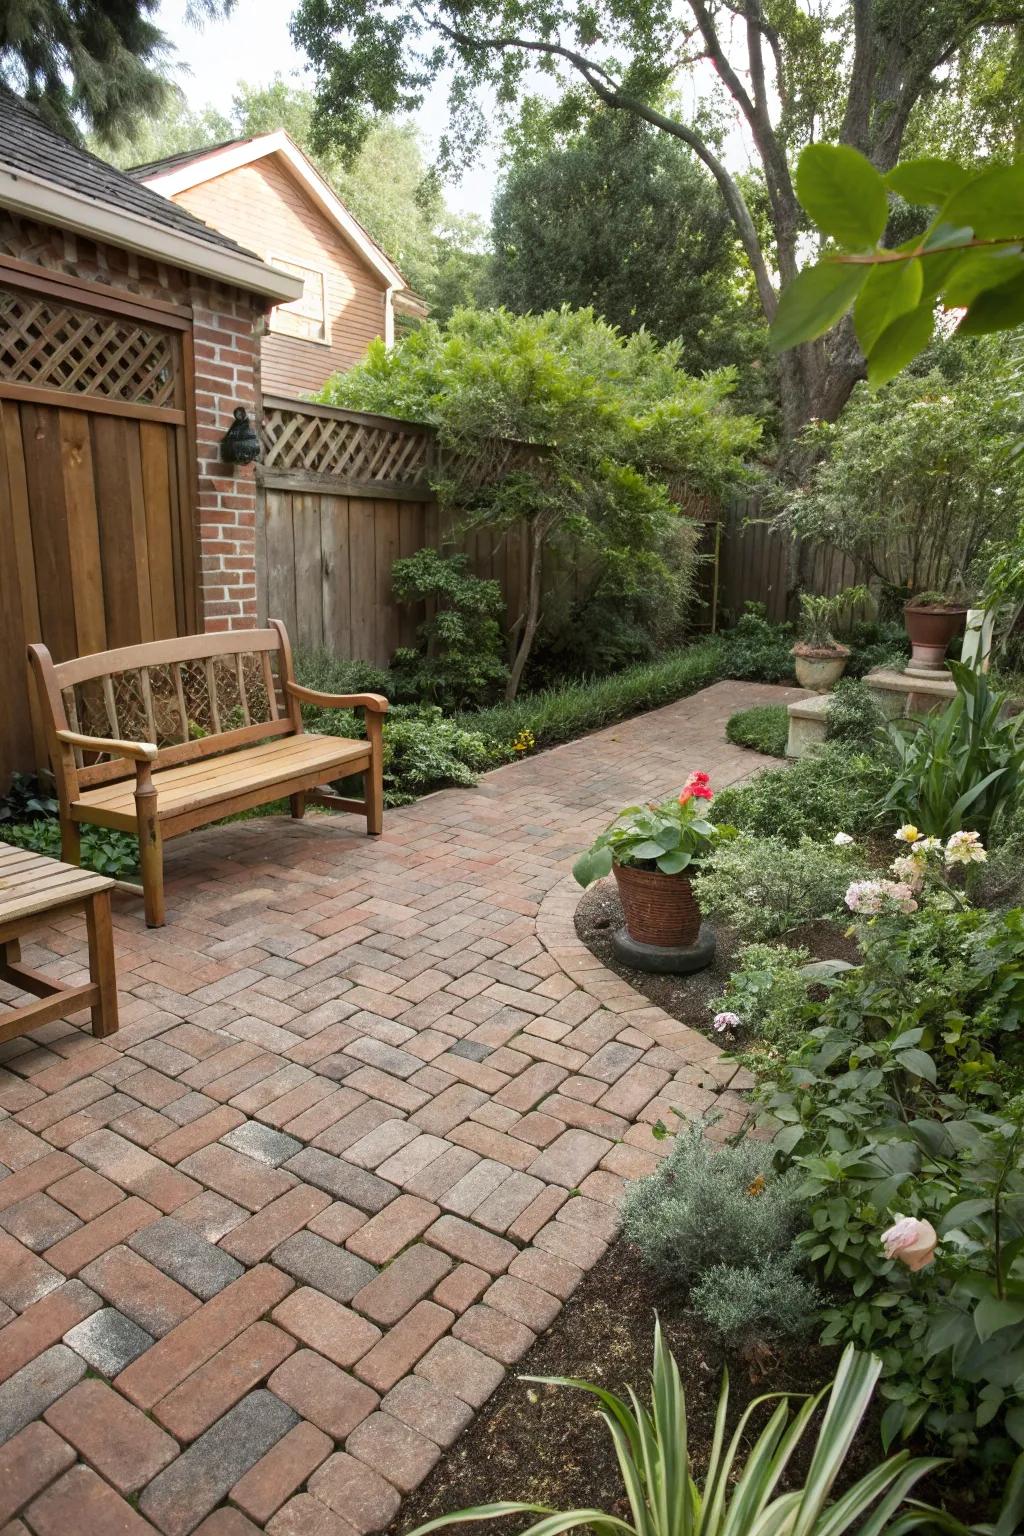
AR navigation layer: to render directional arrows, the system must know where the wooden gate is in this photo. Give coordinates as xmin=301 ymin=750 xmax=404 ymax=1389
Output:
xmin=0 ymin=263 xmax=198 ymax=787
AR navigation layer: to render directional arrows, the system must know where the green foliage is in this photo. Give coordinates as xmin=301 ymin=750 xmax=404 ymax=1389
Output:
xmin=404 ymin=1325 xmax=944 ymax=1536
xmin=1 ymin=823 xmax=138 ymax=878
xmin=93 ymin=87 xmax=231 ymax=168
xmin=690 ymin=1253 xmax=822 ymax=1351
xmin=710 ymin=942 xmax=816 ymax=1063
xmin=796 ymin=585 xmax=870 ymax=650
xmin=693 ymin=833 xmax=865 ymax=942
xmin=883 ymin=661 xmax=1024 ymax=840
xmin=294 ymin=649 xmax=392 ymax=703
xmin=843 ymin=621 xmax=910 ymax=677
xmin=0 ymin=772 xmax=57 ymax=824
xmin=758 ymin=896 xmax=1024 ymax=1460
xmin=622 ymin=1123 xmax=808 ymax=1287
xmin=0 ymin=0 xmax=229 ymax=144
xmin=379 ymin=707 xmax=496 ymax=806
xmin=772 ymin=146 xmax=1024 ymax=379
xmin=573 ymin=778 xmax=718 ymax=888
xmin=716 ymin=606 xmax=795 ymax=683
xmin=725 ymin=705 xmax=789 ymax=758
xmin=711 ymin=743 xmax=894 ymax=845
xmin=457 ymin=640 xmax=727 ymax=754
xmin=490 ymin=105 xmax=771 ymax=409
xmin=781 ymin=336 xmax=1023 ymax=598
xmin=390 ymin=549 xmax=507 ymax=708
xmin=320 ymin=307 xmax=757 ymax=694
xmin=825 ymin=679 xmax=888 ymax=750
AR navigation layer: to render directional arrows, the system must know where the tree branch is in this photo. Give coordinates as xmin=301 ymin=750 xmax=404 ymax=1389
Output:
xmin=425 ymin=8 xmax=780 ymax=317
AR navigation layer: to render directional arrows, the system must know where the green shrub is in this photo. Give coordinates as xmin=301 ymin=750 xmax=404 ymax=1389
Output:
xmin=717 ymin=605 xmax=795 ymax=682
xmin=690 ymin=1251 xmax=821 ymax=1349
xmin=621 ymin=1122 xmax=807 ymax=1285
xmin=1 ymin=822 xmax=138 ymax=878
xmin=457 ymin=638 xmax=727 ymax=751
xmin=0 ymin=772 xmax=57 ymax=824
xmin=710 ymin=941 xmax=815 ymax=1061
xmin=844 ymin=618 xmax=909 ymax=677
xmin=825 ymin=677 xmax=887 ymax=749
xmin=725 ymin=703 xmax=788 ymax=757
xmin=693 ymin=833 xmax=865 ymax=941
xmin=390 ymin=548 xmax=508 ymax=708
xmin=711 ymin=742 xmax=893 ymax=844
xmin=379 ymin=706 xmax=497 ymax=805
xmin=293 ymin=649 xmax=392 ymax=702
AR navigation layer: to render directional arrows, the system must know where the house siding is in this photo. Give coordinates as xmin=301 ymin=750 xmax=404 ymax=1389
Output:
xmin=0 ymin=210 xmax=266 ymax=634
xmin=170 ymin=159 xmax=390 ymax=396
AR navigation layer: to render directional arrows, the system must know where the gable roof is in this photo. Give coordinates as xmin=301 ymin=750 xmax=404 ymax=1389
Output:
xmin=0 ymin=88 xmax=302 ymax=303
xmin=132 ymin=131 xmax=407 ymax=292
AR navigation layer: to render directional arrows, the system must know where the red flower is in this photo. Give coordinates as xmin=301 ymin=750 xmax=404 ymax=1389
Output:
xmin=689 ymin=771 xmax=711 ymax=786
xmin=691 ymin=784 xmax=714 ymax=800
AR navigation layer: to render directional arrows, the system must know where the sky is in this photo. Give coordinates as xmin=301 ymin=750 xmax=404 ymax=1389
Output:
xmin=155 ymin=0 xmax=501 ymax=219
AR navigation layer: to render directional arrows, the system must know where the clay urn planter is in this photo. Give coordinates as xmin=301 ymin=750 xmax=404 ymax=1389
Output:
xmin=904 ymin=597 xmax=967 ymax=673
xmin=791 ymin=641 xmax=850 ymax=692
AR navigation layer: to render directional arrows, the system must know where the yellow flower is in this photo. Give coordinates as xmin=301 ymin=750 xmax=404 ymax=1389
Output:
xmin=746 ymin=1174 xmax=766 ymax=1198
xmin=895 ymin=824 xmax=921 ymax=843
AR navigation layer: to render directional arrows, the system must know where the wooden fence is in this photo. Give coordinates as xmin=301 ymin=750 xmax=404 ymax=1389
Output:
xmin=254 ymin=398 xmax=861 ymax=666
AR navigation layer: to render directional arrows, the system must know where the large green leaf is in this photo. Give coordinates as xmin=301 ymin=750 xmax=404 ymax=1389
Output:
xmin=942 ymin=164 xmax=1024 ymax=239
xmin=974 ymin=1291 xmax=1024 ymax=1344
xmin=958 ymin=268 xmax=1024 ymax=336
xmin=854 ymin=258 xmax=923 ymax=356
xmin=572 ymin=845 xmax=613 ymax=887
xmin=865 ymin=301 xmax=935 ymax=387
xmin=885 ymin=157 xmax=974 ymax=207
xmin=942 ymin=248 xmax=1024 ymax=307
xmin=769 ymin=261 xmax=868 ymax=351
xmin=796 ymin=144 xmax=889 ymax=249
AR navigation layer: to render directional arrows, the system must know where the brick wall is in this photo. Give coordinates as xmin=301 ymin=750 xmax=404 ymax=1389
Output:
xmin=0 ymin=211 xmax=269 ymax=634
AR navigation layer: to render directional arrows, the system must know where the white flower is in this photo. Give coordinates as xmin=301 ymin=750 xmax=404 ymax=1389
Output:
xmin=944 ymin=830 xmax=987 ymax=866
xmin=895 ymin=824 xmax=922 ymax=844
xmin=846 ymin=878 xmax=918 ymax=916
xmin=917 ymin=837 xmax=942 ymax=854
xmin=882 ymin=1215 xmax=938 ymax=1271
xmin=712 ymin=1011 xmax=740 ymax=1033
xmin=833 ymin=832 xmax=854 ymax=846
xmin=891 ymin=853 xmax=926 ymax=891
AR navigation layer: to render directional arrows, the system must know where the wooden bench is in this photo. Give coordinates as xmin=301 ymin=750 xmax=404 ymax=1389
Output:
xmin=0 ymin=842 xmax=118 ymax=1042
xmin=28 ymin=621 xmax=387 ymax=929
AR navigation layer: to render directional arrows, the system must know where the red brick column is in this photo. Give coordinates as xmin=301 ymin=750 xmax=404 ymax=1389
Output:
xmin=189 ymin=284 xmax=268 ymax=634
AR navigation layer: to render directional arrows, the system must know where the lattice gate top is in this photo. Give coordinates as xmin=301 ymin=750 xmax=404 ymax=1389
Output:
xmin=0 ymin=288 xmax=178 ymax=409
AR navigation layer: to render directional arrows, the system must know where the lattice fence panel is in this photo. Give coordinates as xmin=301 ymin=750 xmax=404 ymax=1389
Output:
xmin=260 ymin=402 xmax=550 ymax=491
xmin=262 ymin=404 xmax=432 ymax=484
xmin=0 ymin=289 xmax=178 ymax=407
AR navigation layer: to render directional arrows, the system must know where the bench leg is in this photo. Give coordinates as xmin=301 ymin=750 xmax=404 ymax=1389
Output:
xmin=290 ymin=792 xmax=306 ymax=819
xmin=85 ymin=890 xmax=118 ymax=1037
xmin=365 ymin=714 xmax=384 ymax=837
xmin=136 ymin=804 xmax=165 ymax=928
xmin=61 ymin=820 xmax=81 ymax=866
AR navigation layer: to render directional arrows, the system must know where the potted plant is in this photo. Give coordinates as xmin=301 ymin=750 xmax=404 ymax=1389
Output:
xmin=904 ymin=588 xmax=968 ymax=672
xmin=791 ymin=586 xmax=869 ymax=691
xmin=572 ymin=772 xmax=719 ymax=948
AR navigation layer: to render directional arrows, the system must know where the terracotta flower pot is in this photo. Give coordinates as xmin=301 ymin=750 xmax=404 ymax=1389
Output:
xmin=613 ymin=862 xmax=701 ymax=948
xmin=791 ymin=643 xmax=850 ymax=692
xmin=904 ymin=603 xmax=967 ymax=672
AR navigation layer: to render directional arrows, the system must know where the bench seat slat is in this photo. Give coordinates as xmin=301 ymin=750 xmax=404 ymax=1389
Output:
xmin=73 ymin=733 xmax=370 ymax=821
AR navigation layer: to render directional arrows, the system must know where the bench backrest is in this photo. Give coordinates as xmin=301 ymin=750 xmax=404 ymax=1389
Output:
xmin=29 ymin=621 xmax=303 ymax=794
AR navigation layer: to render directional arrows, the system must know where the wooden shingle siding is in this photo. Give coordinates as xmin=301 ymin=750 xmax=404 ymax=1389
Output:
xmin=173 ymin=160 xmax=389 ymax=395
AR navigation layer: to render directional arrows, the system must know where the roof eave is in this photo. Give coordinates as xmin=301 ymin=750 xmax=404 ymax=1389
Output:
xmin=0 ymin=165 xmax=304 ymax=303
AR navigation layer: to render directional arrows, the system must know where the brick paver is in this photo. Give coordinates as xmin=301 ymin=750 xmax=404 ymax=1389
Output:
xmin=0 ymin=681 xmax=790 ymax=1532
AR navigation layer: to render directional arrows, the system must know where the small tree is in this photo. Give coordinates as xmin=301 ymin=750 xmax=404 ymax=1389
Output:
xmin=390 ymin=548 xmax=508 ymax=708
xmin=320 ymin=306 xmax=758 ymax=698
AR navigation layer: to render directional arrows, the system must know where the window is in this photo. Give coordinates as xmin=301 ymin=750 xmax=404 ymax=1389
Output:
xmin=268 ymin=257 xmax=328 ymax=343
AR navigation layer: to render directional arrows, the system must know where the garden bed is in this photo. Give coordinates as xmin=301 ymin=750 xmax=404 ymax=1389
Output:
xmin=393 ymin=1239 xmax=963 ymax=1536
xmin=573 ymin=880 xmax=860 ymax=1041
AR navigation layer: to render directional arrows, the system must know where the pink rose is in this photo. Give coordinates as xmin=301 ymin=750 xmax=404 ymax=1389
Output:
xmin=881 ymin=1215 xmax=938 ymax=1271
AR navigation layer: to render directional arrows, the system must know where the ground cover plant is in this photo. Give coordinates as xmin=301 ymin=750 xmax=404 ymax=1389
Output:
xmin=725 ymin=703 xmax=789 ymax=758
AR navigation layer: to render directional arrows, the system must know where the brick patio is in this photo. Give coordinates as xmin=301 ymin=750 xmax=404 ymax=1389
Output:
xmin=0 ymin=679 xmax=798 ymax=1536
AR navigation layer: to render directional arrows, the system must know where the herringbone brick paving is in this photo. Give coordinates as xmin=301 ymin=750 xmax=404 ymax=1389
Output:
xmin=0 ymin=680 xmax=799 ymax=1535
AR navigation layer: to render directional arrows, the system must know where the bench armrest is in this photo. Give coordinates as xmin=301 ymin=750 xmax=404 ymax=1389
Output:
xmin=55 ymin=729 xmax=159 ymax=763
xmin=285 ymin=682 xmax=389 ymax=714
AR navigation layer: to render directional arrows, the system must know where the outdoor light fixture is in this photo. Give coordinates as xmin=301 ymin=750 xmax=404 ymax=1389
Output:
xmin=220 ymin=406 xmax=261 ymax=465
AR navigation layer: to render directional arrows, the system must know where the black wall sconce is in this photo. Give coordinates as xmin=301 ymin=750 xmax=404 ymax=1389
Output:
xmin=220 ymin=406 xmax=261 ymax=465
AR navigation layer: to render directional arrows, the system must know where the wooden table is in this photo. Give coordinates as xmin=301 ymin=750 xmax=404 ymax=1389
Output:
xmin=0 ymin=843 xmax=118 ymax=1044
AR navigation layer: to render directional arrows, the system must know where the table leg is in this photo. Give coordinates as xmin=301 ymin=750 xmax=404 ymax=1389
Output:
xmin=85 ymin=890 xmax=119 ymax=1037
